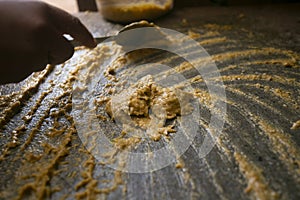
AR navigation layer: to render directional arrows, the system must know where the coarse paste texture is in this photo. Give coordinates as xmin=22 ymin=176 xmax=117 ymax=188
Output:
xmin=105 ymin=75 xmax=194 ymax=141
xmin=0 ymin=17 xmax=299 ymax=200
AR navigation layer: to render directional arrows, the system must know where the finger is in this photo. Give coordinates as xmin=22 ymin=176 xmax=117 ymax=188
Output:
xmin=45 ymin=28 xmax=74 ymax=65
xmin=47 ymin=5 xmax=96 ymax=48
xmin=1 ymin=46 xmax=48 ymax=73
xmin=0 ymin=57 xmax=36 ymax=84
xmin=0 ymin=52 xmax=47 ymax=84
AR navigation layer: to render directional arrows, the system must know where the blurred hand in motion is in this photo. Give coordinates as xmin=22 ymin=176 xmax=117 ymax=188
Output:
xmin=0 ymin=0 xmax=96 ymax=84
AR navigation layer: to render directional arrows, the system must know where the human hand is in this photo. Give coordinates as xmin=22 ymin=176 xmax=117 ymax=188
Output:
xmin=0 ymin=0 xmax=96 ymax=84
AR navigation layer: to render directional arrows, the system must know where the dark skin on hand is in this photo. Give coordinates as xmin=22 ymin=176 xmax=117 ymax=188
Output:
xmin=0 ymin=0 xmax=97 ymax=84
